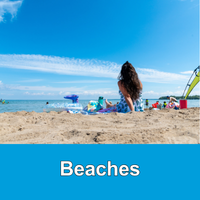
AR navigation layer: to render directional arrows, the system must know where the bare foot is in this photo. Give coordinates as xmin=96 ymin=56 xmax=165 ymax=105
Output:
xmin=105 ymin=99 xmax=113 ymax=108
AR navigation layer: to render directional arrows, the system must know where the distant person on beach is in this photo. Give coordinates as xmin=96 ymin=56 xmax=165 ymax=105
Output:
xmin=167 ymin=96 xmax=178 ymax=103
xmin=46 ymin=102 xmax=49 ymax=105
xmin=163 ymin=101 xmax=167 ymax=108
xmin=145 ymin=99 xmax=149 ymax=107
xmin=104 ymin=61 xmax=144 ymax=113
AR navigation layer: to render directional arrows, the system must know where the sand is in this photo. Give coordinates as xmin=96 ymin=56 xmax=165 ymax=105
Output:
xmin=0 ymin=107 xmax=199 ymax=144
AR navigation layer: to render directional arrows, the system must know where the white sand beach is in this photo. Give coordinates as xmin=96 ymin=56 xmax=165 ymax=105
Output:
xmin=0 ymin=107 xmax=199 ymax=144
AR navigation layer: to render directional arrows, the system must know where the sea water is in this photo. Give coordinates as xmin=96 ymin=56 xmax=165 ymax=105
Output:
xmin=0 ymin=99 xmax=199 ymax=113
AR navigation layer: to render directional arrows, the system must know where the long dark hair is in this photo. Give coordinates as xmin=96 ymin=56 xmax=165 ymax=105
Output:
xmin=118 ymin=61 xmax=141 ymax=100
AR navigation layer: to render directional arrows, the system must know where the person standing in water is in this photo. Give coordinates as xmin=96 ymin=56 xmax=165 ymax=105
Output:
xmin=105 ymin=61 xmax=144 ymax=113
xmin=145 ymin=99 xmax=149 ymax=108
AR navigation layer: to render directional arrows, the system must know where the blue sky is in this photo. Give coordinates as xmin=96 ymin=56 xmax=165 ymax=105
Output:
xmin=0 ymin=0 xmax=199 ymax=100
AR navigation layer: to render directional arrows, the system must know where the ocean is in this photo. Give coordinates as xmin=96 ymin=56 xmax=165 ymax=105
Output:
xmin=0 ymin=99 xmax=199 ymax=113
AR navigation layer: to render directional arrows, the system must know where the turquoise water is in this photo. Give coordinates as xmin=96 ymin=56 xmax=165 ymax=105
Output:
xmin=0 ymin=99 xmax=199 ymax=113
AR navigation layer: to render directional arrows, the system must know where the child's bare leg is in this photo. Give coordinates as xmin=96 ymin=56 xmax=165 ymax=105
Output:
xmin=105 ymin=99 xmax=113 ymax=108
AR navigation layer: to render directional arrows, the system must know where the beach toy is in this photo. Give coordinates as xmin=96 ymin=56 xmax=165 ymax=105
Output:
xmin=152 ymin=102 xmax=159 ymax=108
xmin=166 ymin=102 xmax=179 ymax=109
xmin=84 ymin=101 xmax=103 ymax=113
xmin=179 ymin=99 xmax=187 ymax=109
xmin=43 ymin=94 xmax=83 ymax=113
xmin=157 ymin=103 xmax=162 ymax=110
xmin=98 ymin=96 xmax=104 ymax=106
xmin=166 ymin=102 xmax=174 ymax=109
xmin=43 ymin=103 xmax=83 ymax=113
xmin=64 ymin=94 xmax=79 ymax=103
xmin=174 ymin=106 xmax=179 ymax=110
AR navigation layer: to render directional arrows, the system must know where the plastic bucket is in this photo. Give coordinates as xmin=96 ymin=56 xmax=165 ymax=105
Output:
xmin=179 ymin=99 xmax=187 ymax=109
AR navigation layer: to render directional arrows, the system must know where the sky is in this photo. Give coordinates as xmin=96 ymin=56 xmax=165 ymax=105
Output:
xmin=0 ymin=0 xmax=199 ymax=100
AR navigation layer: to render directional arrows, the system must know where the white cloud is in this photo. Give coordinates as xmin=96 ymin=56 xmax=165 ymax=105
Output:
xmin=1 ymin=80 xmax=117 ymax=96
xmin=23 ymin=89 xmax=118 ymax=97
xmin=78 ymin=90 xmax=117 ymax=96
xmin=143 ymin=86 xmax=199 ymax=98
xmin=24 ymin=92 xmax=55 ymax=96
xmin=0 ymin=80 xmax=84 ymax=92
xmin=3 ymin=84 xmax=85 ymax=92
xmin=17 ymin=79 xmax=43 ymax=83
xmin=54 ymin=80 xmax=111 ymax=84
xmin=180 ymin=71 xmax=193 ymax=74
xmin=143 ymin=90 xmax=159 ymax=95
xmin=0 ymin=80 xmax=8 ymax=89
xmin=0 ymin=80 xmax=4 ymax=89
xmin=160 ymin=90 xmax=183 ymax=96
xmin=0 ymin=0 xmax=23 ymax=22
xmin=0 ymin=54 xmax=120 ymax=78
xmin=137 ymin=68 xmax=188 ymax=83
xmin=0 ymin=54 xmax=190 ymax=84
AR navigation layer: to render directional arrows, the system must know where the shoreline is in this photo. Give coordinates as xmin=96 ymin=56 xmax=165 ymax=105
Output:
xmin=0 ymin=106 xmax=200 ymax=114
xmin=0 ymin=107 xmax=199 ymax=144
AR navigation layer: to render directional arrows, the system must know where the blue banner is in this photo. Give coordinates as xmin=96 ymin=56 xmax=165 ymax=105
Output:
xmin=0 ymin=145 xmax=199 ymax=199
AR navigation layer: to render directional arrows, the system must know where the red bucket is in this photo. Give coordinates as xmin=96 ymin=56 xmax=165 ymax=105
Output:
xmin=179 ymin=99 xmax=187 ymax=109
